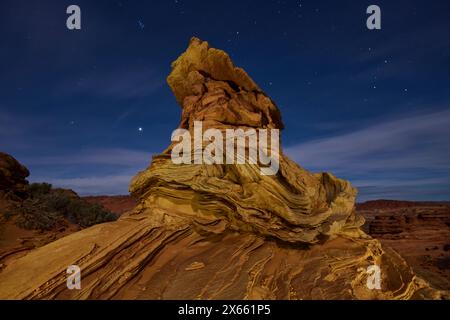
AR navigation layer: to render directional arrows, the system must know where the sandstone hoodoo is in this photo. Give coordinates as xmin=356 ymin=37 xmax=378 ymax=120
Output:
xmin=0 ymin=38 xmax=446 ymax=299
xmin=131 ymin=37 xmax=363 ymax=245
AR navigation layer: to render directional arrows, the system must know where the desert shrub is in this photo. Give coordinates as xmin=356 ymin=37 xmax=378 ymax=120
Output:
xmin=16 ymin=183 xmax=118 ymax=231
xmin=65 ymin=199 xmax=117 ymax=228
xmin=27 ymin=182 xmax=52 ymax=197
xmin=44 ymin=189 xmax=73 ymax=214
xmin=17 ymin=198 xmax=62 ymax=230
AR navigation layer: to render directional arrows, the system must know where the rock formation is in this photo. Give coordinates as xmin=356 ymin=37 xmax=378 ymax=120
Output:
xmin=131 ymin=37 xmax=363 ymax=245
xmin=0 ymin=38 xmax=446 ymax=300
xmin=0 ymin=152 xmax=29 ymax=199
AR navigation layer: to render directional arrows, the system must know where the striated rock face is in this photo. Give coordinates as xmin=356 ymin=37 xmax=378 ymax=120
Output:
xmin=131 ymin=37 xmax=362 ymax=245
xmin=0 ymin=152 xmax=29 ymax=199
xmin=0 ymin=38 xmax=446 ymax=300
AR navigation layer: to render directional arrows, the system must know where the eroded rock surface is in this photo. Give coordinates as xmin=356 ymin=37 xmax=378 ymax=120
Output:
xmin=131 ymin=37 xmax=362 ymax=245
xmin=0 ymin=38 xmax=446 ymax=300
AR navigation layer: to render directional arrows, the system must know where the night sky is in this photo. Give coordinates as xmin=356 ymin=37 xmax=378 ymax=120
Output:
xmin=1 ymin=0 xmax=449 ymax=201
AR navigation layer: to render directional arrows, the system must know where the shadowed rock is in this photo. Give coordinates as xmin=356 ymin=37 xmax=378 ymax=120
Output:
xmin=0 ymin=152 xmax=29 ymax=199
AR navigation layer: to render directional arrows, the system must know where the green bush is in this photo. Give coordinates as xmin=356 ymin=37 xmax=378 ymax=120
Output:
xmin=17 ymin=198 xmax=62 ymax=230
xmin=65 ymin=197 xmax=117 ymax=228
xmin=16 ymin=183 xmax=118 ymax=231
xmin=27 ymin=182 xmax=52 ymax=197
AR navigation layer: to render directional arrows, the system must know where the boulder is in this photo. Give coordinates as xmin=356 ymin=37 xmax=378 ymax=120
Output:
xmin=0 ymin=152 xmax=29 ymax=199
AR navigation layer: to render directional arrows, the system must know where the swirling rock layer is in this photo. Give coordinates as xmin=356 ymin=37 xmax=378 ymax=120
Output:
xmin=0 ymin=210 xmax=442 ymax=300
xmin=131 ymin=37 xmax=363 ymax=245
xmin=0 ymin=38 xmax=446 ymax=300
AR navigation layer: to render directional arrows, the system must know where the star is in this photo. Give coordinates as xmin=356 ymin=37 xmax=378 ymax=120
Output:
xmin=138 ymin=127 xmax=143 ymax=132
xmin=137 ymin=20 xmax=145 ymax=30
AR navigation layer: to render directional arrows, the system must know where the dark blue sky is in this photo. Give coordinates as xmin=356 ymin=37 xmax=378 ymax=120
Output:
xmin=1 ymin=0 xmax=449 ymax=201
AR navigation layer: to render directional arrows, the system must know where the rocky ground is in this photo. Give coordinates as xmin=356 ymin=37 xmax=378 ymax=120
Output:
xmin=0 ymin=217 xmax=80 ymax=272
xmin=358 ymin=200 xmax=450 ymax=290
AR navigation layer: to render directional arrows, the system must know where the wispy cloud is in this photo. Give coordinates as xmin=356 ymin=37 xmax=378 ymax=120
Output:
xmin=0 ymin=109 xmax=153 ymax=196
xmin=26 ymin=148 xmax=153 ymax=196
xmin=41 ymin=175 xmax=134 ymax=196
xmin=0 ymin=110 xmax=23 ymax=136
xmin=0 ymin=109 xmax=53 ymax=151
xmin=286 ymin=109 xmax=450 ymax=201
xmin=5 ymin=106 xmax=450 ymax=200
xmin=27 ymin=148 xmax=152 ymax=167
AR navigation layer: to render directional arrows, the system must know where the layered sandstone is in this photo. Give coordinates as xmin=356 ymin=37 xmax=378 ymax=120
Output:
xmin=130 ymin=37 xmax=363 ymax=245
xmin=0 ymin=38 xmax=446 ymax=300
